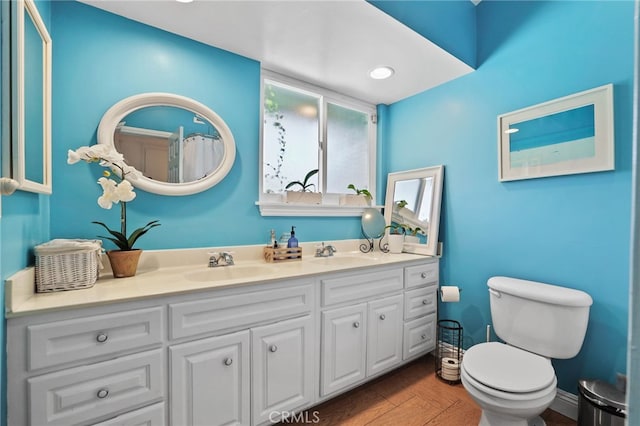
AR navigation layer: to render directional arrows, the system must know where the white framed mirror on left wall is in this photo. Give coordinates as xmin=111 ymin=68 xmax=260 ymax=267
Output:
xmin=7 ymin=0 xmax=52 ymax=194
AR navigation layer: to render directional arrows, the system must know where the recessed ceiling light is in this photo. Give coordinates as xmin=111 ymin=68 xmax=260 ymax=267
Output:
xmin=505 ymin=128 xmax=519 ymax=134
xmin=369 ymin=66 xmax=394 ymax=80
xmin=176 ymin=0 xmax=194 ymax=3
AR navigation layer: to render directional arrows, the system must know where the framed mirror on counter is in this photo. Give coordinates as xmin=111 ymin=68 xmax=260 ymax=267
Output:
xmin=384 ymin=165 xmax=444 ymax=256
xmin=97 ymin=92 xmax=236 ymax=196
xmin=6 ymin=0 xmax=52 ymax=194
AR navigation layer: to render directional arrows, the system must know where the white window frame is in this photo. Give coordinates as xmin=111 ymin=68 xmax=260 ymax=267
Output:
xmin=257 ymin=70 xmax=378 ymax=216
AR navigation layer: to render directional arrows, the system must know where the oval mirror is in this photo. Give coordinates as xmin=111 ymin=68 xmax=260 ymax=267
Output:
xmin=362 ymin=208 xmax=385 ymax=239
xmin=97 ymin=93 xmax=236 ymax=196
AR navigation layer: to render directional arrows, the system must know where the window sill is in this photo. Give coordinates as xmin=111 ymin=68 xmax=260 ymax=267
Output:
xmin=256 ymin=201 xmax=383 ymax=217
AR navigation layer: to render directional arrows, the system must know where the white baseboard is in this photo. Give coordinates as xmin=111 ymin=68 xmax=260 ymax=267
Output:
xmin=550 ymin=388 xmax=578 ymax=420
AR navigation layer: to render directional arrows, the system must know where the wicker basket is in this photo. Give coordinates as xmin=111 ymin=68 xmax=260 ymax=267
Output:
xmin=34 ymin=239 xmax=103 ymax=293
xmin=263 ymin=246 xmax=302 ymax=263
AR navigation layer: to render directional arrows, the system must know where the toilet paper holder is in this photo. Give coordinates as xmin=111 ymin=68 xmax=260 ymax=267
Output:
xmin=440 ymin=286 xmax=462 ymax=302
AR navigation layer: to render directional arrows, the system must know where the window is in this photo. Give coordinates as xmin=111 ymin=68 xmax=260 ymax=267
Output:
xmin=259 ymin=71 xmax=377 ymax=216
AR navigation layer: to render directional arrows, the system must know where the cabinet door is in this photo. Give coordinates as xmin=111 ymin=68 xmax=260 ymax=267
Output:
xmin=170 ymin=330 xmax=250 ymax=426
xmin=252 ymin=315 xmax=314 ymax=425
xmin=367 ymin=294 xmax=403 ymax=376
xmin=321 ymin=303 xmax=367 ymax=397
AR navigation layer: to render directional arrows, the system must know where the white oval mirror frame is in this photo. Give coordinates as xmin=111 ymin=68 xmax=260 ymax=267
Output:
xmin=97 ymin=92 xmax=236 ymax=196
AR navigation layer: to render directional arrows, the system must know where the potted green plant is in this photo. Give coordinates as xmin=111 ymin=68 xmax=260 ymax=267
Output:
xmin=67 ymin=144 xmax=161 ymax=278
xmin=285 ymin=169 xmax=322 ymax=204
xmin=384 ymin=223 xmax=406 ymax=253
xmin=340 ymin=184 xmax=372 ymax=206
xmin=404 ymin=225 xmax=425 ymax=244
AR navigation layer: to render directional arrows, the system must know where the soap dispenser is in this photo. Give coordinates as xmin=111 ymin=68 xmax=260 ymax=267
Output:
xmin=287 ymin=226 xmax=298 ymax=248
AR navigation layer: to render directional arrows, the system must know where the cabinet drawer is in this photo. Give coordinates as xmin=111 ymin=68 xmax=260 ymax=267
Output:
xmin=92 ymin=402 xmax=165 ymax=426
xmin=404 ymin=262 xmax=439 ymax=289
xmin=27 ymin=307 xmax=163 ymax=371
xmin=403 ymin=313 xmax=436 ymax=360
xmin=28 ymin=349 xmax=163 ymax=426
xmin=404 ymin=287 xmax=437 ymax=320
xmin=169 ymin=283 xmax=313 ymax=340
xmin=321 ymin=268 xmax=403 ymax=307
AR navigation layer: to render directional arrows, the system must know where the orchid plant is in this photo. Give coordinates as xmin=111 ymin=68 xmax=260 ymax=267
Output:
xmin=67 ymin=144 xmax=160 ymax=251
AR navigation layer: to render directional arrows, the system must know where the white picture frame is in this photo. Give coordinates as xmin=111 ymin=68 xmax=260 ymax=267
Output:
xmin=498 ymin=84 xmax=614 ymax=182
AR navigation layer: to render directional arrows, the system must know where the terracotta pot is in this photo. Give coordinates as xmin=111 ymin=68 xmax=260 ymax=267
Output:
xmin=106 ymin=249 xmax=142 ymax=278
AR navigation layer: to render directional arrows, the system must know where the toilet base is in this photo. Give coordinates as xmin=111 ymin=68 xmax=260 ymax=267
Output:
xmin=479 ymin=411 xmax=546 ymax=426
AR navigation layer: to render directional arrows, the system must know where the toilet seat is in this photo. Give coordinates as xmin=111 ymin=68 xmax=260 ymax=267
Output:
xmin=462 ymin=342 xmax=556 ymax=394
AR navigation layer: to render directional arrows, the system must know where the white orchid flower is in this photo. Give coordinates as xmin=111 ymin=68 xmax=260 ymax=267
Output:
xmin=97 ymin=177 xmax=136 ymax=209
xmin=67 ymin=149 xmax=82 ymax=164
xmin=114 ymin=179 xmax=136 ymax=202
xmin=97 ymin=178 xmax=117 ymax=209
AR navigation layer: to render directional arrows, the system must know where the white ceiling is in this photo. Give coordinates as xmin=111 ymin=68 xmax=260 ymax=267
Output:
xmin=80 ymin=0 xmax=474 ymax=105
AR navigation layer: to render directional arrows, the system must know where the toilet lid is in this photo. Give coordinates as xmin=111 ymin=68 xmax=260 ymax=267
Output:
xmin=462 ymin=342 xmax=555 ymax=393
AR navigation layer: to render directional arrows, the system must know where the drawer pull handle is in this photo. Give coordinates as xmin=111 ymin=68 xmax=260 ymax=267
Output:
xmin=421 ymin=272 xmax=427 ymax=279
xmin=96 ymin=333 xmax=108 ymax=343
xmin=379 ymin=314 xmax=386 ymax=320
xmin=422 ymin=299 xmax=428 ymax=305
xmin=353 ymin=321 xmax=360 ymax=328
xmin=269 ymin=345 xmax=278 ymax=353
xmin=96 ymin=389 xmax=109 ymax=399
xmin=421 ymin=334 xmax=427 ymax=340
xmin=224 ymin=357 xmax=233 ymax=366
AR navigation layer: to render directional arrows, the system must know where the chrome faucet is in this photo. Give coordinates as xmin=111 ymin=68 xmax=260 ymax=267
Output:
xmin=208 ymin=252 xmax=235 ymax=267
xmin=315 ymin=242 xmax=337 ymax=257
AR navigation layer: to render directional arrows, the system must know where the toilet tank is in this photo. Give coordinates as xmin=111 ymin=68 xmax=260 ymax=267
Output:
xmin=488 ymin=276 xmax=593 ymax=359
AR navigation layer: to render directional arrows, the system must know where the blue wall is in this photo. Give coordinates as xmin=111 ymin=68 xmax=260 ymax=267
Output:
xmin=385 ymin=1 xmax=633 ymax=392
xmin=49 ymin=1 xmax=363 ymax=251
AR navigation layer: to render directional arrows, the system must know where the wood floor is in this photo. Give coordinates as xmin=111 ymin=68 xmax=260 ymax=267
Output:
xmin=281 ymin=355 xmax=576 ymax=426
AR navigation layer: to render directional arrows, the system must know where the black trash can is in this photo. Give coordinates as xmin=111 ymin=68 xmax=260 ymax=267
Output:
xmin=578 ymin=379 xmax=626 ymax=426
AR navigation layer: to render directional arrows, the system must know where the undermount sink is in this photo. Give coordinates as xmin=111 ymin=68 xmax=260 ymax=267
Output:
xmin=185 ymin=265 xmax=276 ymax=282
xmin=308 ymin=255 xmax=379 ymax=266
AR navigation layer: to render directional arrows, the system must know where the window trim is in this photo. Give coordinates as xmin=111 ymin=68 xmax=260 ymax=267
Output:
xmin=258 ymin=69 xmax=378 ymax=216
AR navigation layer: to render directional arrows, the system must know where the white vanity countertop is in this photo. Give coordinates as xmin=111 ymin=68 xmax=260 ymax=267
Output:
xmin=5 ymin=240 xmax=434 ymax=318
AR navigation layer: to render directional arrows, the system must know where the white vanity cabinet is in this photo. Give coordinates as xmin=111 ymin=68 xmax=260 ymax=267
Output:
xmin=6 ymin=255 xmax=439 ymax=426
xmin=319 ymin=259 xmax=439 ymax=399
xmin=167 ymin=280 xmax=315 ymax=426
xmin=319 ymin=268 xmax=405 ymax=397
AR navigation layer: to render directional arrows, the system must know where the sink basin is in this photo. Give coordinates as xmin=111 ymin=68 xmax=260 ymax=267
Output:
xmin=185 ymin=265 xmax=277 ymax=282
xmin=308 ymin=255 xmax=380 ymax=266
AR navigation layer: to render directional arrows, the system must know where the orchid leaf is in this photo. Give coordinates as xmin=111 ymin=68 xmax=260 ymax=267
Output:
xmin=92 ymin=221 xmax=127 ymax=243
xmin=127 ymin=220 xmax=161 ymax=248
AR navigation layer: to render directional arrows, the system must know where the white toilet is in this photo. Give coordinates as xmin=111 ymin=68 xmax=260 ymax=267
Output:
xmin=460 ymin=276 xmax=593 ymax=426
